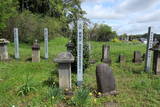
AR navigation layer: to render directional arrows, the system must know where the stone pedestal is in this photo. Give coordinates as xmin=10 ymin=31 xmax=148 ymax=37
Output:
xmin=118 ymin=54 xmax=125 ymax=63
xmin=133 ymin=51 xmax=142 ymax=63
xmin=54 ymin=52 xmax=74 ymax=89
xmin=32 ymin=40 xmax=40 ymax=62
xmin=0 ymin=39 xmax=9 ymax=61
xmin=96 ymin=64 xmax=115 ymax=93
xmin=102 ymin=45 xmax=111 ymax=64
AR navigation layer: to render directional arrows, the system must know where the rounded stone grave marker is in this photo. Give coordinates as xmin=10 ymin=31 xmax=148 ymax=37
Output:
xmin=96 ymin=64 xmax=116 ymax=93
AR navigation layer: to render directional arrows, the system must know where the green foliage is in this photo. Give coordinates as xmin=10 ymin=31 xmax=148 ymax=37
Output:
xmin=48 ymin=86 xmax=64 ymax=104
xmin=70 ymin=87 xmax=91 ymax=107
xmin=0 ymin=0 xmax=17 ymax=32
xmin=2 ymin=11 xmax=65 ymax=43
xmin=17 ymin=73 xmax=36 ymax=96
xmin=90 ymin=24 xmax=117 ymax=42
xmin=131 ymin=39 xmax=141 ymax=44
xmin=111 ymin=37 xmax=121 ymax=43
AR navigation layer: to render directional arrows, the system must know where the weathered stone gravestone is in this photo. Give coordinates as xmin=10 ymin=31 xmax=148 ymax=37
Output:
xmin=102 ymin=45 xmax=111 ymax=64
xmin=0 ymin=39 xmax=9 ymax=61
xmin=118 ymin=54 xmax=125 ymax=63
xmin=32 ymin=40 xmax=40 ymax=62
xmin=54 ymin=52 xmax=74 ymax=89
xmin=151 ymin=42 xmax=160 ymax=75
xmin=132 ymin=51 xmax=142 ymax=63
xmin=96 ymin=64 xmax=116 ymax=93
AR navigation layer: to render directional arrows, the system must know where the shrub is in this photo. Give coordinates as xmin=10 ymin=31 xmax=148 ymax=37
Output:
xmin=2 ymin=11 xmax=67 ymax=44
xmin=48 ymin=86 xmax=64 ymax=104
xmin=70 ymin=88 xmax=91 ymax=107
xmin=17 ymin=74 xmax=36 ymax=96
xmin=111 ymin=37 xmax=121 ymax=43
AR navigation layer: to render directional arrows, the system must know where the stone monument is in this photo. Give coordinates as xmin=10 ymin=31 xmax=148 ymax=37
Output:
xmin=54 ymin=52 xmax=74 ymax=89
xmin=32 ymin=40 xmax=40 ymax=62
xmin=0 ymin=39 xmax=9 ymax=61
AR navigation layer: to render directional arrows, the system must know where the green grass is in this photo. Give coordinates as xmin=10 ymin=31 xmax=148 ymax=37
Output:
xmin=0 ymin=37 xmax=160 ymax=107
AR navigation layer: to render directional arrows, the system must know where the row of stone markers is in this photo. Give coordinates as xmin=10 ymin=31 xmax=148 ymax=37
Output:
xmin=0 ymin=28 xmax=49 ymax=62
xmin=14 ymin=28 xmax=49 ymax=60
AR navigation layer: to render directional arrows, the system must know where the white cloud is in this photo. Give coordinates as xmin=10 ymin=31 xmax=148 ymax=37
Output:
xmin=117 ymin=0 xmax=159 ymax=13
xmin=82 ymin=0 xmax=160 ymax=34
xmin=137 ymin=10 xmax=160 ymax=23
xmin=82 ymin=4 xmax=124 ymax=19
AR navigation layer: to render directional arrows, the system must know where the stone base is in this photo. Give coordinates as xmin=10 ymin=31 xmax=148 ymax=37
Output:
xmin=97 ymin=90 xmax=118 ymax=97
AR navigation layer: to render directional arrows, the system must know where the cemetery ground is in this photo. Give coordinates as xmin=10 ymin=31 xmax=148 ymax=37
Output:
xmin=0 ymin=37 xmax=160 ymax=107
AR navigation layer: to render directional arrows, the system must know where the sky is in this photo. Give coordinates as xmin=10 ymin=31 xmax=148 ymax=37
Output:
xmin=81 ymin=0 xmax=160 ymax=35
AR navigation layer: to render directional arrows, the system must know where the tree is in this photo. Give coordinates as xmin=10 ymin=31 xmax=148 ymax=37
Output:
xmin=89 ymin=24 xmax=117 ymax=41
xmin=0 ymin=0 xmax=17 ymax=33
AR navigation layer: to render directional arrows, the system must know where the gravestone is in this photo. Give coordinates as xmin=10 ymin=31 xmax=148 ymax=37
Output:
xmin=96 ymin=64 xmax=116 ymax=93
xmin=54 ymin=52 xmax=74 ymax=89
xmin=0 ymin=39 xmax=9 ymax=61
xmin=133 ymin=51 xmax=142 ymax=63
xmin=14 ymin=28 xmax=19 ymax=59
xmin=145 ymin=27 xmax=154 ymax=72
xmin=32 ymin=40 xmax=40 ymax=62
xmin=44 ymin=28 xmax=48 ymax=59
xmin=102 ymin=45 xmax=111 ymax=64
xmin=151 ymin=42 xmax=160 ymax=75
xmin=118 ymin=54 xmax=125 ymax=63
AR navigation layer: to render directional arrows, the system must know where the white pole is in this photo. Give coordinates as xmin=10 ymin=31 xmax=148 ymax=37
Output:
xmin=14 ymin=28 xmax=19 ymax=59
xmin=44 ymin=28 xmax=48 ymax=59
xmin=77 ymin=19 xmax=83 ymax=86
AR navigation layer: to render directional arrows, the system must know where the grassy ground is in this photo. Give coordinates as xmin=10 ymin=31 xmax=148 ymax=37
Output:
xmin=0 ymin=37 xmax=160 ymax=107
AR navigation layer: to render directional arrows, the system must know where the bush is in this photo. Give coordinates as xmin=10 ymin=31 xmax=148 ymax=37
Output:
xmin=111 ymin=37 xmax=121 ymax=43
xmin=2 ymin=11 xmax=68 ymax=43
xmin=90 ymin=24 xmax=117 ymax=42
